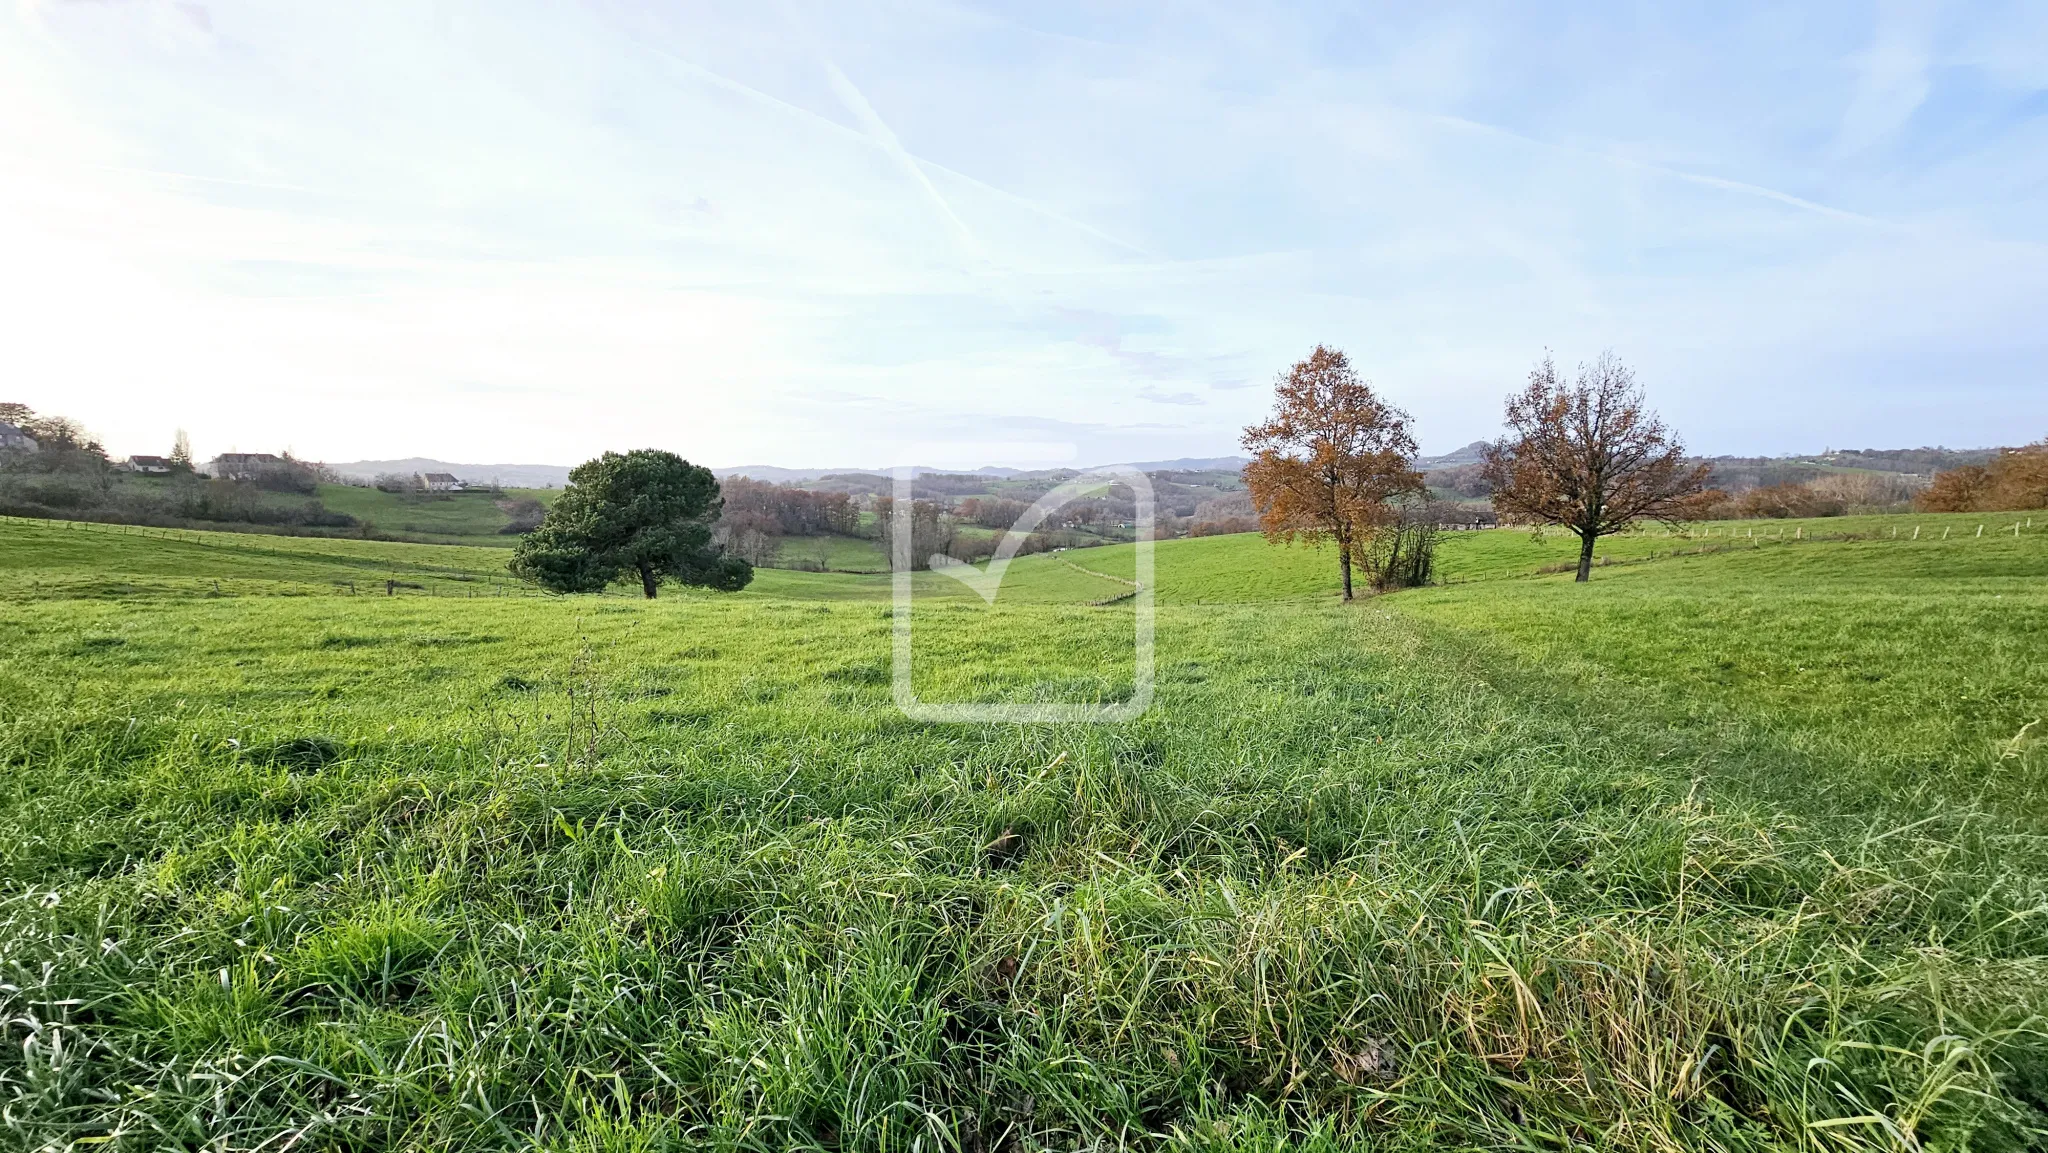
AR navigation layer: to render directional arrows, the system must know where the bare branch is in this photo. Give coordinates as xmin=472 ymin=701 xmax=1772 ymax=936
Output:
xmin=1480 ymin=350 xmax=1710 ymax=581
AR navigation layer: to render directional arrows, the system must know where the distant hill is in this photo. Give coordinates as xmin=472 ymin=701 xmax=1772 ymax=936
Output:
xmin=325 ymin=459 xmax=572 ymax=489
xmin=713 ymin=465 xmax=886 ymax=483
xmin=1124 ymin=456 xmax=1248 ymax=473
xmin=718 ymin=456 xmax=1249 ymax=483
xmin=1724 ymin=447 xmax=1996 ymax=476
xmin=324 ymin=444 xmax=1997 ymax=497
xmin=1419 ymin=441 xmax=1492 ymax=468
xmin=713 ymin=464 xmax=1037 ymax=482
xmin=322 ymin=457 xmax=1250 ymax=489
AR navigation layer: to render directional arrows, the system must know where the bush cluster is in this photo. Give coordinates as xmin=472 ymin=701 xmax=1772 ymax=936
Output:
xmin=1919 ymin=440 xmax=2048 ymax=512
xmin=1700 ymin=470 xmax=1926 ymax=519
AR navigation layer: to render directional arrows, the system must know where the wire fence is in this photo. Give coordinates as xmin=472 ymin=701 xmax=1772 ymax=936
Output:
xmin=0 ymin=514 xmax=559 ymax=600
xmin=1429 ymin=515 xmax=2044 ymax=585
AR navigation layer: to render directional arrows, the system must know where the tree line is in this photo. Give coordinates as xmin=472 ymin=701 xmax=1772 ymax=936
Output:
xmin=714 ymin=475 xmax=1165 ymax=572
xmin=1917 ymin=443 xmax=2048 ymax=513
xmin=0 ymin=403 xmax=359 ymax=531
xmin=871 ymin=495 xmax=1128 ymax=571
xmin=718 ymin=477 xmax=864 ymax=565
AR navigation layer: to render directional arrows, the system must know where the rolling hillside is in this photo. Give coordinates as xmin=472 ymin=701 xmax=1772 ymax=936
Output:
xmin=2 ymin=509 xmax=2045 ymax=1148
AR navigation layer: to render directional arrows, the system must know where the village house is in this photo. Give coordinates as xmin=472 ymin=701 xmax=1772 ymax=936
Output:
xmin=0 ymin=421 xmax=38 ymax=453
xmin=416 ymin=472 xmax=464 ymax=492
xmin=123 ymin=455 xmax=173 ymax=474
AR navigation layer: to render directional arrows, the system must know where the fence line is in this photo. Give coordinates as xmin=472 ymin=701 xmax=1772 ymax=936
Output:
xmin=0 ymin=513 xmax=545 ymax=600
xmin=1433 ymin=515 xmax=2046 ymax=585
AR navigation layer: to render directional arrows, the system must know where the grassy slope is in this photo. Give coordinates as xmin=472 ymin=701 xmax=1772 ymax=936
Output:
xmin=0 ymin=519 xmax=1127 ymax=605
xmin=90 ymin=477 xmax=560 ymax=545
xmin=1 ymin=517 xmax=2045 ymax=1149
xmin=764 ymin=533 xmax=890 ymax=573
xmin=1072 ymin=524 xmax=1725 ymax=603
xmin=0 ymin=518 xmax=517 ymax=599
xmin=1074 ymin=510 xmax=2048 ymax=601
xmin=1396 ymin=530 xmax=2048 ymax=822
xmin=311 ymin=484 xmax=559 ymax=543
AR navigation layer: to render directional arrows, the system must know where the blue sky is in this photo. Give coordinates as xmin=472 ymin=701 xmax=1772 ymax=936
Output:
xmin=2 ymin=1 xmax=2043 ymax=468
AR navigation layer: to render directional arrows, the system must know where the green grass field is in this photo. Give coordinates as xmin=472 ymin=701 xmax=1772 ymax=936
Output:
xmin=73 ymin=477 xmax=564 ymax=546
xmin=767 ymin=533 xmax=891 ymax=573
xmin=0 ymin=518 xmax=521 ymax=600
xmin=309 ymin=484 xmax=559 ymax=543
xmin=2 ymin=513 xmax=2045 ymax=1150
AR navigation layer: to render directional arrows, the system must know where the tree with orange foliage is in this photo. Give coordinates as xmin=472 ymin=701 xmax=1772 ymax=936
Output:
xmin=1918 ymin=465 xmax=1991 ymax=512
xmin=1241 ymin=345 xmax=1422 ymax=601
xmin=1920 ymin=440 xmax=2048 ymax=512
xmin=1992 ymin=441 xmax=2048 ymax=509
xmin=1481 ymin=351 xmax=1710 ymax=582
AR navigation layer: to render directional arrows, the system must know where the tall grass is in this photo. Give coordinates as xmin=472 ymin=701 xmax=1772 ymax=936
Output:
xmin=0 ymin=520 xmax=2043 ymax=1149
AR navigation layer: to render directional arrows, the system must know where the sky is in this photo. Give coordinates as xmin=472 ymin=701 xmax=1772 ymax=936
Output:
xmin=2 ymin=0 xmax=2044 ymax=469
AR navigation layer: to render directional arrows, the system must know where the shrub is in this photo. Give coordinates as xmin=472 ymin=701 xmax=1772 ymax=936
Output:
xmin=496 ymin=498 xmax=545 ymax=534
xmin=1190 ymin=492 xmax=1259 ymax=536
xmin=1919 ymin=443 xmax=2046 ymax=512
xmin=1359 ymin=504 xmax=1438 ymax=590
xmin=1986 ymin=442 xmax=2048 ymax=510
xmin=1188 ymin=516 xmax=1260 ymax=537
xmin=1919 ymin=467 xmax=1987 ymax=511
xmin=1735 ymin=482 xmax=1846 ymax=519
xmin=251 ymin=463 xmax=318 ymax=494
xmin=1808 ymin=470 xmax=1922 ymax=510
xmin=955 ymin=497 xmax=1031 ymax=530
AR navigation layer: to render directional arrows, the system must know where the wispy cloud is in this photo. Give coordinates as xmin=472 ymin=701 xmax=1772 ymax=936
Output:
xmin=1 ymin=0 xmax=2041 ymax=465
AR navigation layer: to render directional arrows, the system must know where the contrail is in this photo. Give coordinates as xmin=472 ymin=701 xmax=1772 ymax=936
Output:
xmin=766 ymin=0 xmax=983 ymax=260
xmin=1423 ymin=110 xmax=1887 ymax=229
xmin=640 ymin=44 xmax=1150 ymax=259
xmin=1654 ymin=167 xmax=1879 ymax=227
xmin=817 ymin=56 xmax=985 ymax=261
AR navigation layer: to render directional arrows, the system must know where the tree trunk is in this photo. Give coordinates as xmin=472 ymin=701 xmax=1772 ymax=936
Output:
xmin=1575 ymin=532 xmax=1596 ymax=582
xmin=1338 ymin=542 xmax=1354 ymax=601
xmin=637 ymin=562 xmax=659 ymax=599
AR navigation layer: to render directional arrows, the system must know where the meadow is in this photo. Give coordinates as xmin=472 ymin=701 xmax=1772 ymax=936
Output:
xmin=1 ymin=511 xmax=2045 ymax=1151
xmin=29 ymin=476 xmax=566 ymax=547
xmin=309 ymin=485 xmax=559 ymax=544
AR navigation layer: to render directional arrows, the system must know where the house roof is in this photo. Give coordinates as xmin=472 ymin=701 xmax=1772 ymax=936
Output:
xmin=130 ymin=455 xmax=170 ymax=464
xmin=420 ymin=472 xmax=460 ymax=482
